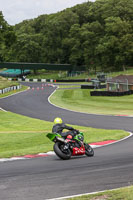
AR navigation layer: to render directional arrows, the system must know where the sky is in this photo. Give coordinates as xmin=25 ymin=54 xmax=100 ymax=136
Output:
xmin=0 ymin=0 xmax=94 ymax=25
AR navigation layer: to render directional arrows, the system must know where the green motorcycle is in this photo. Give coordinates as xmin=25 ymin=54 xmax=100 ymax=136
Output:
xmin=47 ymin=131 xmax=94 ymax=160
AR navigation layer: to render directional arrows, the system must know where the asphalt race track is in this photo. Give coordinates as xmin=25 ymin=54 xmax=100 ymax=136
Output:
xmin=1 ymin=82 xmax=133 ymax=131
xmin=0 ymin=82 xmax=133 ymax=200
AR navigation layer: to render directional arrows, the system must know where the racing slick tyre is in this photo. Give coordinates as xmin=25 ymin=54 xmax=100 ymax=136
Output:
xmin=54 ymin=142 xmax=72 ymax=160
xmin=84 ymin=143 xmax=94 ymax=157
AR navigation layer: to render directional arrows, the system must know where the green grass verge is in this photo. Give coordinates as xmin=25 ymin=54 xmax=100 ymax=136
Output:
xmin=0 ymin=76 xmax=28 ymax=98
xmin=57 ymin=82 xmax=91 ymax=85
xmin=50 ymin=89 xmax=133 ymax=116
xmin=27 ymin=68 xmax=133 ymax=80
xmin=0 ymin=111 xmax=128 ymax=158
xmin=109 ymin=68 xmax=133 ymax=77
xmin=68 ymin=186 xmax=133 ymax=200
xmin=27 ymin=70 xmax=89 ymax=80
xmin=58 ymin=85 xmax=81 ymax=89
xmin=0 ymin=76 xmax=19 ymax=90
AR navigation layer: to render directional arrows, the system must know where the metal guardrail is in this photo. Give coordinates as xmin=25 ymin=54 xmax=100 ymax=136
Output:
xmin=0 ymin=85 xmax=21 ymax=94
xmin=7 ymin=78 xmax=90 ymax=83
xmin=8 ymin=78 xmax=53 ymax=82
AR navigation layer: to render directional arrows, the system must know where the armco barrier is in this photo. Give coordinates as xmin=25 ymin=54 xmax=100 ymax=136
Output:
xmin=90 ymin=90 xmax=133 ymax=96
xmin=81 ymin=84 xmax=106 ymax=89
xmin=8 ymin=78 xmax=53 ymax=82
xmin=8 ymin=78 xmax=91 ymax=83
xmin=81 ymin=85 xmax=94 ymax=89
xmin=55 ymin=79 xmax=90 ymax=82
xmin=0 ymin=85 xmax=21 ymax=94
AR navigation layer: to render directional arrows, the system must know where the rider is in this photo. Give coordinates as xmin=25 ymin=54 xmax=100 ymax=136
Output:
xmin=52 ymin=117 xmax=78 ymax=139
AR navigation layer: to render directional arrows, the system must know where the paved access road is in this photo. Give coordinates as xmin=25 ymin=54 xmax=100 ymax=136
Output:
xmin=0 ymin=82 xmax=133 ymax=200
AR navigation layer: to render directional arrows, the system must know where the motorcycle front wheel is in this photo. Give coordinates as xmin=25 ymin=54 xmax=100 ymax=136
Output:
xmin=84 ymin=143 xmax=94 ymax=157
xmin=54 ymin=142 xmax=72 ymax=160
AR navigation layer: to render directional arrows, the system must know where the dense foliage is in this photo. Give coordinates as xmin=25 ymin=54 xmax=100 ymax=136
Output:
xmin=0 ymin=12 xmax=16 ymax=62
xmin=1 ymin=0 xmax=133 ymax=72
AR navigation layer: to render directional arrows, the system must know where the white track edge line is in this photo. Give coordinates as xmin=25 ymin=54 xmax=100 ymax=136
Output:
xmin=0 ymin=85 xmax=132 ymax=162
xmin=0 ymin=132 xmax=132 ymax=162
xmin=46 ymin=132 xmax=133 ymax=200
xmin=0 ymin=87 xmax=30 ymax=112
xmin=0 ymin=107 xmax=7 ymax=112
xmin=0 ymin=87 xmax=30 ymax=99
xmin=47 ymin=186 xmax=130 ymax=200
xmin=48 ymin=87 xmax=133 ymax=118
xmin=92 ymin=132 xmax=133 ymax=148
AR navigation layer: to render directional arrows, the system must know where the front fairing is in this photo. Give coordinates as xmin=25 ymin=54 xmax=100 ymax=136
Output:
xmin=73 ymin=132 xmax=84 ymax=142
xmin=47 ymin=133 xmax=65 ymax=143
xmin=72 ymin=146 xmax=85 ymax=156
xmin=47 ymin=133 xmax=61 ymax=141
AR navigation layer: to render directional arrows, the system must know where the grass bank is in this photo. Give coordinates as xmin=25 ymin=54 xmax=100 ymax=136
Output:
xmin=0 ymin=76 xmax=19 ymax=89
xmin=50 ymin=89 xmax=133 ymax=116
xmin=68 ymin=186 xmax=133 ymax=200
xmin=27 ymin=70 xmax=88 ymax=80
xmin=0 ymin=76 xmax=28 ymax=98
xmin=0 ymin=85 xmax=28 ymax=98
xmin=0 ymin=111 xmax=128 ymax=158
xmin=26 ymin=68 xmax=133 ymax=80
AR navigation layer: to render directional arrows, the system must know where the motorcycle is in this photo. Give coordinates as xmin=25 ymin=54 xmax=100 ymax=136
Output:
xmin=47 ymin=131 xmax=94 ymax=160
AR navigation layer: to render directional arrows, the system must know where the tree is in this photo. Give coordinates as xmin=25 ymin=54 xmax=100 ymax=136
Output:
xmin=4 ymin=0 xmax=133 ymax=72
xmin=9 ymin=33 xmax=43 ymax=62
xmin=96 ymin=16 xmax=133 ymax=71
xmin=68 ymin=24 xmax=84 ymax=66
xmin=0 ymin=11 xmax=16 ymax=61
xmin=80 ymin=21 xmax=103 ymax=72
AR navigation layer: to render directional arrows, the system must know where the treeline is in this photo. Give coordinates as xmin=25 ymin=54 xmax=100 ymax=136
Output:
xmin=0 ymin=11 xmax=16 ymax=62
xmin=0 ymin=0 xmax=133 ymax=72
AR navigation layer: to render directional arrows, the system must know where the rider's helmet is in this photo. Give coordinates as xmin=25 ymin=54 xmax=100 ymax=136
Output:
xmin=54 ymin=117 xmax=63 ymax=124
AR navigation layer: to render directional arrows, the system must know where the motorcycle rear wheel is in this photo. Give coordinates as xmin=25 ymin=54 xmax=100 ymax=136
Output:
xmin=54 ymin=142 xmax=72 ymax=160
xmin=84 ymin=143 xmax=94 ymax=157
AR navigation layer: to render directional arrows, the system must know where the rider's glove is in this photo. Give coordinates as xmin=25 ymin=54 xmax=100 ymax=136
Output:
xmin=73 ymin=129 xmax=79 ymax=135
